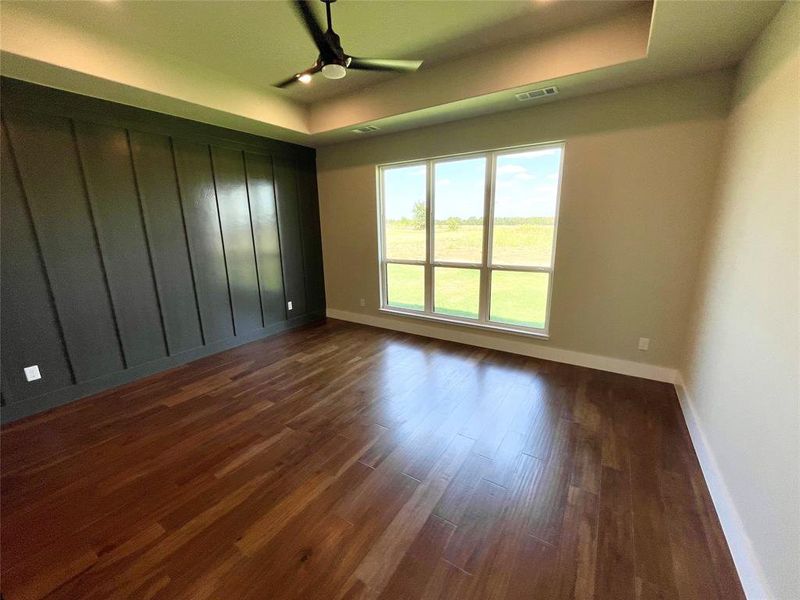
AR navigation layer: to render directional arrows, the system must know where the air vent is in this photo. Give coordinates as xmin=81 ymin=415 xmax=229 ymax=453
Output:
xmin=352 ymin=125 xmax=380 ymax=134
xmin=515 ymin=86 xmax=559 ymax=101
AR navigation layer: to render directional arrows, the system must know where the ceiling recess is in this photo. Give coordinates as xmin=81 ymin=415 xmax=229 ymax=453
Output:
xmin=352 ymin=125 xmax=380 ymax=134
xmin=515 ymin=86 xmax=559 ymax=101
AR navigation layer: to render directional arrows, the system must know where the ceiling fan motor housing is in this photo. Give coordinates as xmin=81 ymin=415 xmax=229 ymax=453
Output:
xmin=322 ymin=63 xmax=347 ymax=79
xmin=274 ymin=0 xmax=423 ymax=88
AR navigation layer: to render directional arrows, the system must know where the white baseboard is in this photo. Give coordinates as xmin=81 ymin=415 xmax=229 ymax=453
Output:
xmin=326 ymin=308 xmax=677 ymax=383
xmin=674 ymin=373 xmax=772 ymax=600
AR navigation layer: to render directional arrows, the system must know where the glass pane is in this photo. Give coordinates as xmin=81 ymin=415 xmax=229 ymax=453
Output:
xmin=383 ymin=164 xmax=427 ymax=260
xmin=490 ymin=271 xmax=549 ymax=329
xmin=386 ymin=263 xmax=424 ymax=311
xmin=433 ymin=157 xmax=486 ymax=263
xmin=492 ymin=146 xmax=563 ymax=267
xmin=434 ymin=267 xmax=479 ymax=319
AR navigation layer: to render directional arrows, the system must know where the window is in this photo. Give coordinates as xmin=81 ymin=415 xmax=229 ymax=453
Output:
xmin=378 ymin=142 xmax=564 ymax=336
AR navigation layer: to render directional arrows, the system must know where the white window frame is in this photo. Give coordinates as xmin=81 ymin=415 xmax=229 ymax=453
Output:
xmin=377 ymin=141 xmax=565 ymax=339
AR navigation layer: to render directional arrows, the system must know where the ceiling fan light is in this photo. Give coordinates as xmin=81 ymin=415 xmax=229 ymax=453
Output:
xmin=321 ymin=63 xmax=347 ymax=80
xmin=297 ymin=73 xmax=312 ymax=84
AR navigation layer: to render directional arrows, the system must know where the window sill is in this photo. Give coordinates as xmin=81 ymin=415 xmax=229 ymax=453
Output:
xmin=378 ymin=307 xmax=550 ymax=340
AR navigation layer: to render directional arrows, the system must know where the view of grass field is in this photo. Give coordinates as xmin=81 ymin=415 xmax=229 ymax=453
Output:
xmin=385 ymin=218 xmax=553 ymax=328
xmin=386 ymin=218 xmax=555 ymax=265
xmin=382 ymin=146 xmax=561 ymax=330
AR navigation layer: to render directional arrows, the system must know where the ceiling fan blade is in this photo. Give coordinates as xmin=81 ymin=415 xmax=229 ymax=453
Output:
xmin=347 ymin=57 xmax=423 ymax=72
xmin=273 ymin=63 xmax=321 ymax=88
xmin=292 ymin=1 xmax=335 ymax=58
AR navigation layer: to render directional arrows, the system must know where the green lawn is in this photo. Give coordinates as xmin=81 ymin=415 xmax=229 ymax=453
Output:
xmin=385 ymin=221 xmax=554 ymax=266
xmin=385 ymin=220 xmax=553 ymax=328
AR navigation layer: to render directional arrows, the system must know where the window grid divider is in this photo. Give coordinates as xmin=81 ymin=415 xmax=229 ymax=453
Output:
xmin=424 ymin=159 xmax=434 ymax=313
xmin=478 ymin=153 xmax=493 ymax=323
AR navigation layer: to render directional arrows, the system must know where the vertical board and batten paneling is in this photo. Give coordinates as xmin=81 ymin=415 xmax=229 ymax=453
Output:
xmin=0 ymin=122 xmax=74 ymax=400
xmin=0 ymin=77 xmax=325 ymax=422
xmin=4 ymin=110 xmax=126 ymax=381
xmin=74 ymin=120 xmax=168 ymax=367
xmin=211 ymin=146 xmax=264 ymax=335
xmin=244 ymin=152 xmax=287 ymax=326
xmin=273 ymin=156 xmax=308 ymax=317
xmin=297 ymin=157 xmax=326 ymax=315
xmin=172 ymin=139 xmax=236 ymax=343
xmin=129 ymin=131 xmax=205 ymax=355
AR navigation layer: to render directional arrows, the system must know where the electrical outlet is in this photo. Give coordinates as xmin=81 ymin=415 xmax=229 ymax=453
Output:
xmin=287 ymin=301 xmax=293 ymax=311
xmin=359 ymin=298 xmax=366 ymax=307
xmin=24 ymin=365 xmax=41 ymax=382
xmin=638 ymin=337 xmax=650 ymax=351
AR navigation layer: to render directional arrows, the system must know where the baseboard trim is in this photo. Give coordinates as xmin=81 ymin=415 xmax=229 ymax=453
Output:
xmin=327 ymin=308 xmax=677 ymax=383
xmin=674 ymin=373 xmax=772 ymax=600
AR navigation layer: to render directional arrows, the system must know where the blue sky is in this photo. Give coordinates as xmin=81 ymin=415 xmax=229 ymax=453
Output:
xmin=384 ymin=147 xmax=562 ymax=220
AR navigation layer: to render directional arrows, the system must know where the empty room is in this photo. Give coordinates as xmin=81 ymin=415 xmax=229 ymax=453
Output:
xmin=0 ymin=0 xmax=797 ymax=598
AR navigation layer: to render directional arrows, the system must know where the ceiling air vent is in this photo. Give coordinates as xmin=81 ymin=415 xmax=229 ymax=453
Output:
xmin=515 ymin=86 xmax=559 ymax=101
xmin=352 ymin=125 xmax=380 ymax=134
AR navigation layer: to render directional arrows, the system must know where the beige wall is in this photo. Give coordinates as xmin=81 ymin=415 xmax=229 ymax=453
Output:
xmin=682 ymin=3 xmax=800 ymax=599
xmin=317 ymin=71 xmax=732 ymax=370
xmin=310 ymin=6 xmax=651 ymax=133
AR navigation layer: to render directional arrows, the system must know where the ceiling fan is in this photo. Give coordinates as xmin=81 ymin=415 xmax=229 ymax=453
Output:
xmin=274 ymin=0 xmax=423 ymax=88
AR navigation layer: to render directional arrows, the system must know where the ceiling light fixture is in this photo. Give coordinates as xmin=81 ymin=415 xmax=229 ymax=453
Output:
xmin=321 ymin=63 xmax=347 ymax=80
xmin=273 ymin=1 xmax=422 ymax=88
xmin=298 ymin=73 xmax=313 ymax=84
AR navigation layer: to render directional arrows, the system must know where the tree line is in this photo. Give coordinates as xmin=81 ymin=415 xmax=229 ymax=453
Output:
xmin=392 ymin=202 xmax=555 ymax=230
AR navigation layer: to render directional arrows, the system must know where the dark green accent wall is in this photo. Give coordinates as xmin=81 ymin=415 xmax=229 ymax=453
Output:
xmin=0 ymin=78 xmax=325 ymax=423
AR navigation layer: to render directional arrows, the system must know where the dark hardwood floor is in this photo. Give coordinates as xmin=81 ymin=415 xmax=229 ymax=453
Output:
xmin=1 ymin=319 xmax=743 ymax=600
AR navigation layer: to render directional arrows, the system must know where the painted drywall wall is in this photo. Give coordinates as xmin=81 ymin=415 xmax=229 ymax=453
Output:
xmin=681 ymin=3 xmax=800 ymax=599
xmin=0 ymin=79 xmax=325 ymax=422
xmin=316 ymin=71 xmax=732 ymax=370
xmin=309 ymin=6 xmax=651 ymax=133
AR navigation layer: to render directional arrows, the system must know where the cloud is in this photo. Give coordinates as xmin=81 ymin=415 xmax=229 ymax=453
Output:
xmin=497 ymin=164 xmax=528 ymax=176
xmin=523 ymin=148 xmax=560 ymax=158
xmin=498 ymin=164 xmax=535 ymax=181
xmin=533 ymin=183 xmax=557 ymax=195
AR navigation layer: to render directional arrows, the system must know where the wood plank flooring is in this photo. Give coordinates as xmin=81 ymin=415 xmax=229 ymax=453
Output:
xmin=1 ymin=319 xmax=744 ymax=599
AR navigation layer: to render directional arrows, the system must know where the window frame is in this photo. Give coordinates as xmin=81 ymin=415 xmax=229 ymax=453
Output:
xmin=377 ymin=141 xmax=565 ymax=338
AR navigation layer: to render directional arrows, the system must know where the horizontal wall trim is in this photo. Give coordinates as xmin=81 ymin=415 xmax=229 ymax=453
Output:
xmin=327 ymin=308 xmax=677 ymax=383
xmin=1 ymin=312 xmax=324 ymax=424
xmin=673 ymin=373 xmax=772 ymax=600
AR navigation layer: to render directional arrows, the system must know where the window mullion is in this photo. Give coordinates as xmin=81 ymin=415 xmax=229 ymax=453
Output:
xmin=381 ymin=261 xmax=388 ymax=309
xmin=378 ymin=167 xmax=387 ymax=308
xmin=386 ymin=258 xmax=426 ymax=266
xmin=478 ymin=152 xmax=494 ymax=324
xmin=424 ymin=159 xmax=434 ymax=314
xmin=490 ymin=264 xmax=552 ymax=274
